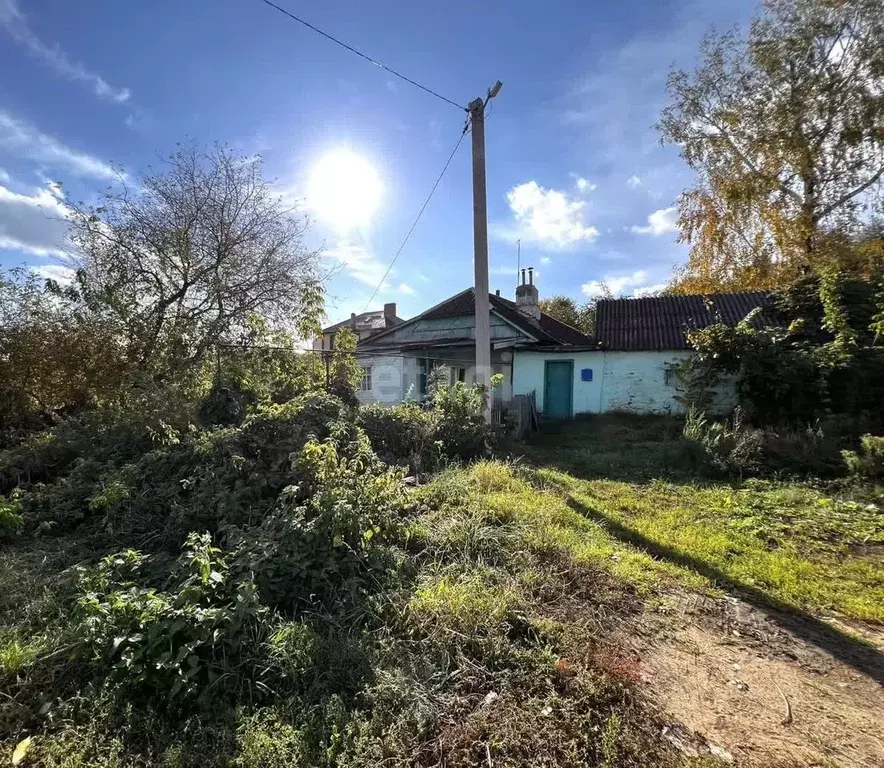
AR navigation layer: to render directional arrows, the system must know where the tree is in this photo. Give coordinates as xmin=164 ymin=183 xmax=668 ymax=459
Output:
xmin=659 ymin=0 xmax=884 ymax=293
xmin=327 ymin=328 xmax=362 ymax=405
xmin=538 ymin=295 xmax=596 ymax=335
xmin=0 ymin=268 xmax=127 ymax=427
xmin=69 ymin=144 xmax=324 ymax=382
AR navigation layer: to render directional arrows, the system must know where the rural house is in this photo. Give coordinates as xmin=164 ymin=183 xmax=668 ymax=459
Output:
xmin=313 ymin=302 xmax=403 ymax=351
xmin=354 ymin=271 xmax=766 ymax=417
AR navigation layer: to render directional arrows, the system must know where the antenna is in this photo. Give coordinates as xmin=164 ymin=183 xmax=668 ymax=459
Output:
xmin=516 ymin=238 xmax=521 ymax=289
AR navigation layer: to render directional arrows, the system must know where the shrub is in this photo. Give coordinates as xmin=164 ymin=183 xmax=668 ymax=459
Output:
xmin=682 ymin=407 xmax=763 ymax=476
xmin=0 ymin=494 xmax=22 ymax=542
xmin=196 ymin=382 xmax=256 ymax=427
xmin=73 ymin=533 xmax=270 ymax=705
xmin=358 ymin=403 xmax=438 ymax=473
xmin=431 ymin=382 xmax=497 ymax=462
xmin=20 ymin=392 xmax=348 ymax=542
xmin=232 ymin=430 xmax=407 ymax=611
xmin=843 ymin=435 xmax=884 ymax=480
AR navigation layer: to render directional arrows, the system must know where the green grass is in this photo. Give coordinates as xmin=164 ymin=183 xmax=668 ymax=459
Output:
xmin=2 ymin=413 xmax=881 ymax=767
xmin=516 ymin=415 xmax=884 ymax=621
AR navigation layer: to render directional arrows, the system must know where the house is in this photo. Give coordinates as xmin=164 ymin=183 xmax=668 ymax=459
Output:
xmin=313 ymin=302 xmax=403 ymax=351
xmin=355 ymin=271 xmax=767 ymax=416
xmin=513 ymin=290 xmax=767 ymax=416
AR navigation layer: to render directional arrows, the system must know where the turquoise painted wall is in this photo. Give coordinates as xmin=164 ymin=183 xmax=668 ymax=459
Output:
xmin=512 ymin=351 xmax=603 ymax=414
xmin=512 ymin=350 xmax=737 ymax=415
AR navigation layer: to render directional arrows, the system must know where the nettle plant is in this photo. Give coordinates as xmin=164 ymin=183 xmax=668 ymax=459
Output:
xmin=73 ymin=533 xmax=269 ymax=704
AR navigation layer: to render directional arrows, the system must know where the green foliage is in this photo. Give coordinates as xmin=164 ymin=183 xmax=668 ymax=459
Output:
xmin=232 ymin=432 xmax=407 ymax=610
xmin=538 ymin=295 xmax=598 ymax=335
xmin=327 ymin=328 xmax=362 ymax=406
xmin=683 ymin=407 xmax=849 ymax=478
xmin=682 ymin=407 xmax=764 ymax=476
xmin=15 ymin=392 xmax=346 ymax=541
xmin=359 ymin=381 xmax=500 ymax=470
xmin=73 ymin=534 xmax=269 ymax=704
xmin=843 ymin=435 xmax=884 ymax=481
xmin=0 ymin=267 xmax=128 ymax=429
xmin=430 ymin=381 xmax=497 ymax=462
xmin=0 ymin=495 xmax=22 ymax=542
xmin=685 ymin=273 xmax=884 ymax=424
xmin=357 ymin=402 xmax=438 ymax=473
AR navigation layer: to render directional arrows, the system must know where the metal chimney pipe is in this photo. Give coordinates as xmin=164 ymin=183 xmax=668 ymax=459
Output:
xmin=528 ymin=267 xmax=534 ymax=285
xmin=520 ymin=268 xmax=526 ymax=285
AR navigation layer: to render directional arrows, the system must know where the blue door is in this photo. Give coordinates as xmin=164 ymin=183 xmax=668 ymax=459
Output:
xmin=544 ymin=360 xmax=573 ymax=419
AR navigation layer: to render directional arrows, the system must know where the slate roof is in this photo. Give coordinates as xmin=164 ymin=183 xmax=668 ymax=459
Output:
xmin=361 ymin=288 xmax=594 ymax=348
xmin=595 ymin=292 xmax=769 ymax=351
xmin=322 ymin=309 xmax=403 ymax=335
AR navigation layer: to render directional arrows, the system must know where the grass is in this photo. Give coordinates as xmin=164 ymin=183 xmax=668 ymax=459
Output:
xmin=518 ymin=415 xmax=884 ymax=621
xmin=2 ymin=412 xmax=881 ymax=766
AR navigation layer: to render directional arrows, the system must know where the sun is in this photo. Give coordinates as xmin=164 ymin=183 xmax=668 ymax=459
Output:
xmin=307 ymin=149 xmax=382 ymax=233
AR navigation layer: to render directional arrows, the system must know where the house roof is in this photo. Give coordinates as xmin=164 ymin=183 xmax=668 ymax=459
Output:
xmin=321 ymin=309 xmax=403 ymax=335
xmin=595 ymin=292 xmax=769 ymax=351
xmin=360 ymin=288 xmax=594 ymax=349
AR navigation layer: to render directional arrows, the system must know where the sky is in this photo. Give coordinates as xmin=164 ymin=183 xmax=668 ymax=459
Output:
xmin=0 ymin=0 xmax=759 ymax=326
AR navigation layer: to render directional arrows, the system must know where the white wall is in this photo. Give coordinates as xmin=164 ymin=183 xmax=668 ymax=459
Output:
xmin=355 ymin=355 xmax=405 ymax=406
xmin=512 ymin=349 xmax=738 ymax=416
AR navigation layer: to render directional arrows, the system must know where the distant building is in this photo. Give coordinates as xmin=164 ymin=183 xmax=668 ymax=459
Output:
xmin=354 ymin=271 xmax=767 ymax=416
xmin=313 ymin=303 xmax=403 ymax=351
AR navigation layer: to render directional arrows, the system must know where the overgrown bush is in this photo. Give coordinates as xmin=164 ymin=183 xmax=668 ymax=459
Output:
xmin=232 ymin=431 xmax=407 ymax=610
xmin=73 ymin=533 xmax=269 ymax=705
xmin=682 ymin=407 xmax=763 ymax=476
xmin=358 ymin=403 xmax=438 ymax=473
xmin=683 ymin=407 xmax=849 ymax=478
xmin=430 ymin=382 xmax=497 ymax=462
xmin=17 ymin=392 xmax=347 ymax=542
xmin=843 ymin=435 xmax=884 ymax=480
xmin=0 ymin=495 xmax=22 ymax=542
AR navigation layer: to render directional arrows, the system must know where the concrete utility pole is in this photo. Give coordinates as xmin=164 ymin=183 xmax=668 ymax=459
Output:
xmin=469 ymin=81 xmax=502 ymax=422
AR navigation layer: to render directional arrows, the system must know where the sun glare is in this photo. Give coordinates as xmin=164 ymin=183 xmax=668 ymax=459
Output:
xmin=307 ymin=149 xmax=382 ymax=233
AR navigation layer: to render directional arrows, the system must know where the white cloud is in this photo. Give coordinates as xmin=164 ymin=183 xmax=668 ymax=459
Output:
xmin=581 ymin=269 xmax=666 ymax=298
xmin=324 ymin=242 xmax=388 ymax=288
xmin=498 ymin=181 xmax=599 ymax=249
xmin=571 ymin=174 xmax=596 ymax=193
xmin=0 ymin=167 xmax=9 ymax=184
xmin=0 ymin=111 xmax=120 ymax=181
xmin=0 ymin=180 xmax=70 ymax=256
xmin=540 ymin=256 xmax=551 ymax=265
xmin=631 ymin=282 xmax=667 ymax=297
xmin=398 ymin=282 xmax=415 ymax=296
xmin=627 ymin=175 xmax=643 ymax=188
xmin=32 ymin=262 xmax=75 ymax=283
xmin=0 ymin=0 xmax=130 ymax=103
xmin=631 ymin=206 xmax=678 ymax=236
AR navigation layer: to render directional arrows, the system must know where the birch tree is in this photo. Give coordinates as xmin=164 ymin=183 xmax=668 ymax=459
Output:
xmin=660 ymin=0 xmax=884 ymax=293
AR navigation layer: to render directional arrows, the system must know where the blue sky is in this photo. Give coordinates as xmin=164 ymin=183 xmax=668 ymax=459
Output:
xmin=0 ymin=0 xmax=758 ymax=326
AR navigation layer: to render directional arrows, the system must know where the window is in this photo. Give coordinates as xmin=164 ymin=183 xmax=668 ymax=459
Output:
xmin=359 ymin=366 xmax=372 ymax=392
xmin=664 ymin=364 xmax=678 ymax=387
xmin=449 ymin=366 xmax=467 ymax=385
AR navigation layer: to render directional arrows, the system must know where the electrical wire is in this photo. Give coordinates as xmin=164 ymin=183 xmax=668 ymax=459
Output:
xmin=362 ymin=121 xmax=470 ymax=311
xmin=257 ymin=0 xmax=466 ymax=111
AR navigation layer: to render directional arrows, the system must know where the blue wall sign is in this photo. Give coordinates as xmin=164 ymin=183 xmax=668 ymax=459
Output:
xmin=580 ymin=368 xmax=593 ymax=382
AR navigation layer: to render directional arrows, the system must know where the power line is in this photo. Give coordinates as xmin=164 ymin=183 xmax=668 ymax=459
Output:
xmin=363 ymin=121 xmax=470 ymax=311
xmin=257 ymin=0 xmax=466 ymax=112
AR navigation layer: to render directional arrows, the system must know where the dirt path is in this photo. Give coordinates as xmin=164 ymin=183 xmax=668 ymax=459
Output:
xmin=631 ymin=593 xmax=884 ymax=767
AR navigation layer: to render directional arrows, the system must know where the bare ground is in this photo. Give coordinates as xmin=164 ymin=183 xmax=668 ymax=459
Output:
xmin=630 ymin=593 xmax=884 ymax=767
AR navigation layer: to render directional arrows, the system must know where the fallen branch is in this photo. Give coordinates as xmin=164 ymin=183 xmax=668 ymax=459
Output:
xmin=774 ymin=682 xmax=793 ymax=726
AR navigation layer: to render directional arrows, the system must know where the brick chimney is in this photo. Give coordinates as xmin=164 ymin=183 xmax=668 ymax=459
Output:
xmin=383 ymin=302 xmax=397 ymax=328
xmin=515 ymin=267 xmax=540 ymax=321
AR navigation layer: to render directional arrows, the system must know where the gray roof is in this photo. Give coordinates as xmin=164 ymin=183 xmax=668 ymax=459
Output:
xmin=595 ymin=292 xmax=769 ymax=351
